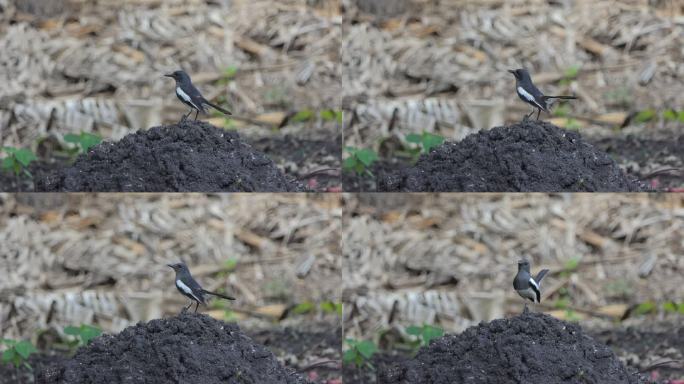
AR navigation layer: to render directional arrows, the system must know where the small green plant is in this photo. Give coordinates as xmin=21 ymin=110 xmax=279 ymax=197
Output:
xmin=217 ymin=66 xmax=239 ymax=85
xmin=320 ymin=301 xmax=343 ymax=316
xmin=634 ymin=301 xmax=657 ymax=315
xmin=64 ymin=132 xmax=102 ymax=154
xmin=634 ymin=109 xmax=656 ymax=123
xmin=320 ymin=109 xmax=343 ymax=124
xmin=559 ymin=257 xmax=580 ymax=278
xmin=405 ymin=324 xmax=444 ymax=349
xmin=63 ymin=324 xmax=102 ymax=350
xmin=405 ymin=132 xmax=444 ymax=156
xmin=564 ymin=118 xmax=582 ymax=130
xmin=343 ymin=338 xmax=377 ymax=369
xmin=663 ymin=302 xmax=684 ymax=314
xmin=1 ymin=147 xmax=36 ymax=177
xmin=662 ymin=109 xmax=684 ymax=123
xmin=1 ymin=339 xmax=37 ymax=369
xmin=217 ymin=258 xmax=238 ymax=278
xmin=291 ymin=109 xmax=315 ymax=123
xmin=292 ymin=301 xmax=315 ymax=315
xmin=343 ymin=147 xmax=378 ymax=177
xmin=559 ymin=65 xmax=581 ymax=86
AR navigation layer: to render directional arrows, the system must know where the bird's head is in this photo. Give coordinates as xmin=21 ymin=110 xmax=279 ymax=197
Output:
xmin=163 ymin=70 xmax=189 ymax=82
xmin=167 ymin=262 xmax=188 ymax=272
xmin=508 ymin=68 xmax=529 ymax=80
xmin=517 ymin=259 xmax=530 ymax=271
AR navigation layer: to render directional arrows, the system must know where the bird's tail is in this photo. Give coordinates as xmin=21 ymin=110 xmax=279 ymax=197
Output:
xmin=201 ymin=289 xmax=236 ymax=300
xmin=202 ymin=99 xmax=232 ymax=115
xmin=535 ymin=269 xmax=549 ymax=283
xmin=543 ymin=95 xmax=577 ymax=100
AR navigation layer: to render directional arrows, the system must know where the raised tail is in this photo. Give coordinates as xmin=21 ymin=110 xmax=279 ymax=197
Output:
xmin=202 ymin=99 xmax=232 ymax=115
xmin=201 ymin=289 xmax=236 ymax=301
xmin=535 ymin=269 xmax=549 ymax=283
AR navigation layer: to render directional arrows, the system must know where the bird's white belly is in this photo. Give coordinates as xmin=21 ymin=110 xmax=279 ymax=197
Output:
xmin=516 ymin=287 xmax=538 ymax=302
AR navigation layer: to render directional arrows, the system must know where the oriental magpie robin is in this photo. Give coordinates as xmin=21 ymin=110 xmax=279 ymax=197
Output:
xmin=168 ymin=262 xmax=235 ymax=313
xmin=164 ymin=70 xmax=232 ymax=122
xmin=513 ymin=259 xmax=549 ymax=310
xmin=509 ymin=68 xmax=576 ymax=121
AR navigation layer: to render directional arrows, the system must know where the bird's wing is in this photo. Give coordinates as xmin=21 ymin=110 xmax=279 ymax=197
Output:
xmin=184 ymin=83 xmax=208 ymax=112
xmin=517 ymin=86 xmax=546 ymax=111
xmin=528 ymin=277 xmax=541 ymax=302
xmin=176 ymin=279 xmax=203 ymax=303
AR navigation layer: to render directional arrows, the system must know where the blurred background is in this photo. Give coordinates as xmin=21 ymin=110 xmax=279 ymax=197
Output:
xmin=0 ymin=193 xmax=341 ymax=382
xmin=343 ymin=193 xmax=684 ymax=382
xmin=342 ymin=0 xmax=684 ymax=190
xmin=0 ymin=0 xmax=341 ymax=189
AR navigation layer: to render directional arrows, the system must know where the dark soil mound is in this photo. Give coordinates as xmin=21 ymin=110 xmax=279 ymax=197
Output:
xmin=379 ymin=121 xmax=645 ymax=192
xmin=378 ymin=311 xmax=646 ymax=384
xmin=35 ymin=121 xmax=304 ymax=192
xmin=36 ymin=313 xmax=310 ymax=384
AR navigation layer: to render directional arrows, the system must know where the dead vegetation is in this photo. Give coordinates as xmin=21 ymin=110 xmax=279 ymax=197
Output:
xmin=343 ymin=0 xmax=684 ymax=186
xmin=343 ymin=194 xmax=684 ymax=341
xmin=0 ymin=0 xmax=341 ymax=179
xmin=0 ymin=194 xmax=341 ymax=341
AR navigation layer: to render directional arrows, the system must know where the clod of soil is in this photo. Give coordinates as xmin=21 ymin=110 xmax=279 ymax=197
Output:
xmin=36 ymin=313 xmax=310 ymax=384
xmin=379 ymin=121 xmax=645 ymax=192
xmin=378 ymin=311 xmax=647 ymax=384
xmin=35 ymin=121 xmax=304 ymax=192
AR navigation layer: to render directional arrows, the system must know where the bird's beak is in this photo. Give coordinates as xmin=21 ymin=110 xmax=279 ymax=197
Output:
xmin=508 ymin=69 xmax=516 ymax=75
xmin=163 ymin=73 xmax=173 ymax=78
xmin=167 ymin=264 xmax=174 ymax=268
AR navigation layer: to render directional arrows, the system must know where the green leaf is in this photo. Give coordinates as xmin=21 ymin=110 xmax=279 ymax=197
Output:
xmin=356 ymin=340 xmax=377 ymax=359
xmin=80 ymin=325 xmax=102 ymax=344
xmin=355 ymin=149 xmax=377 ymax=167
xmin=14 ymin=149 xmax=36 ymax=167
xmin=64 ymin=326 xmax=80 ymax=336
xmin=663 ymin=302 xmax=677 ymax=313
xmin=564 ymin=258 xmax=580 ymax=271
xmin=291 ymin=109 xmax=314 ymax=123
xmin=405 ymin=325 xmax=422 ymax=336
xmin=663 ymin=109 xmax=677 ymax=121
xmin=342 ymin=349 xmax=357 ymax=364
xmin=320 ymin=301 xmax=336 ymax=313
xmin=422 ymin=325 xmax=444 ymax=345
xmin=635 ymin=301 xmax=656 ymax=315
xmin=292 ymin=301 xmax=314 ymax=315
xmin=320 ymin=109 xmax=336 ymax=121
xmin=224 ymin=66 xmax=239 ymax=79
xmin=678 ymin=111 xmax=684 ymax=123
xmin=64 ymin=134 xmax=80 ymax=144
xmin=1 ymin=157 xmax=14 ymax=171
xmin=421 ymin=133 xmax=444 ymax=153
xmin=0 ymin=339 xmax=15 ymax=345
xmin=14 ymin=341 xmax=36 ymax=359
xmin=634 ymin=109 xmax=656 ymax=123
xmin=564 ymin=65 xmax=581 ymax=79
xmin=223 ymin=259 xmax=238 ymax=271
xmin=79 ymin=133 xmax=102 ymax=152
xmin=2 ymin=349 xmax=14 ymax=363
xmin=342 ymin=156 xmax=357 ymax=172
xmin=405 ymin=133 xmax=422 ymax=144
xmin=1 ymin=147 xmax=17 ymax=154
xmin=553 ymin=104 xmax=570 ymax=117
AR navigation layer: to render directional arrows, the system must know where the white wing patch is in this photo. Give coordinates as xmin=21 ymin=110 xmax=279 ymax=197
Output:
xmin=517 ymin=86 xmax=545 ymax=110
xmin=176 ymin=279 xmax=201 ymax=302
xmin=528 ymin=277 xmax=540 ymax=291
xmin=176 ymin=87 xmax=199 ymax=110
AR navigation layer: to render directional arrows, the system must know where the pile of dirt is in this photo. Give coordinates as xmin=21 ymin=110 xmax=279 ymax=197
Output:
xmin=35 ymin=121 xmax=304 ymax=192
xmin=379 ymin=121 xmax=645 ymax=192
xmin=36 ymin=313 xmax=310 ymax=384
xmin=378 ymin=311 xmax=646 ymax=384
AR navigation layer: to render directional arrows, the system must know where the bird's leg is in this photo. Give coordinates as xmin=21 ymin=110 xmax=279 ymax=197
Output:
xmin=182 ymin=301 xmax=193 ymax=313
xmin=536 ymin=109 xmax=541 ymax=121
xmin=194 ymin=109 xmax=199 ymax=121
xmin=523 ymin=109 xmax=535 ymax=121
xmin=180 ymin=109 xmax=193 ymax=122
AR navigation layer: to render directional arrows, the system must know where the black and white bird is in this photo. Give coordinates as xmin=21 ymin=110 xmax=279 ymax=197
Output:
xmin=164 ymin=70 xmax=232 ymax=122
xmin=513 ymin=259 xmax=549 ymax=310
xmin=509 ymin=68 xmax=577 ymax=121
xmin=167 ymin=262 xmax=235 ymax=313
